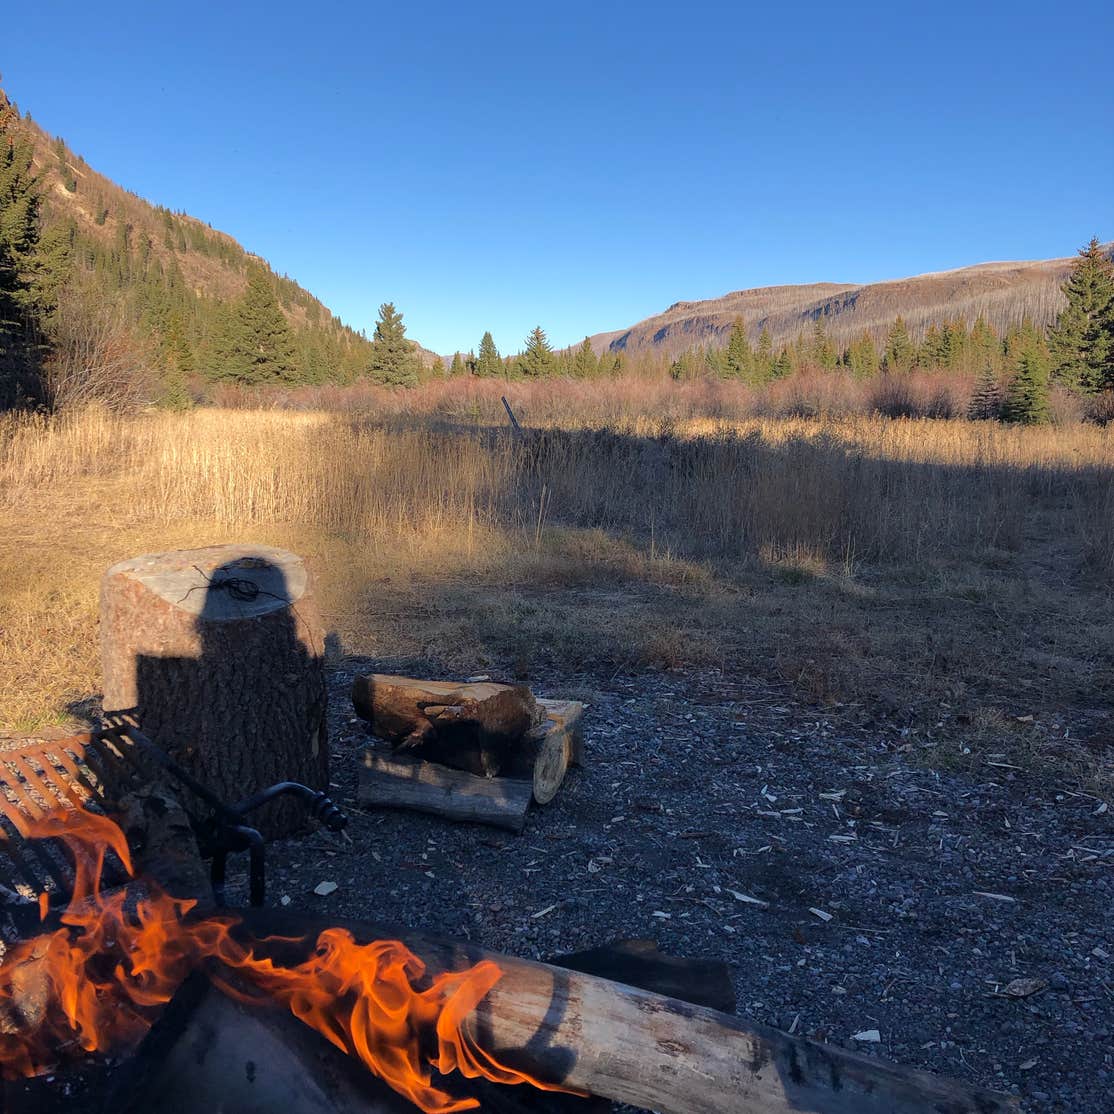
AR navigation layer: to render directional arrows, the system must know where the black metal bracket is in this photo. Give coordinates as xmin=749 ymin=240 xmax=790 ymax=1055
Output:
xmin=101 ymin=716 xmax=348 ymax=909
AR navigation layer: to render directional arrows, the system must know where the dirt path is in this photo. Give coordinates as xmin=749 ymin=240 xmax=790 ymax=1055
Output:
xmin=261 ymin=658 xmax=1113 ymax=1113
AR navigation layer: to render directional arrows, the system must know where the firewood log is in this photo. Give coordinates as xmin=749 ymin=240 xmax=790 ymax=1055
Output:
xmin=236 ymin=909 xmax=1016 ymax=1114
xmin=351 ymin=674 xmax=542 ymax=777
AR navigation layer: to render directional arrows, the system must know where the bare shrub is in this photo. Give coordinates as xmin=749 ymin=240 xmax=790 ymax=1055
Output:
xmin=43 ymin=283 xmax=155 ymax=411
xmin=1049 ymin=385 xmax=1086 ymax=426
xmin=1084 ymin=391 xmax=1114 ymax=426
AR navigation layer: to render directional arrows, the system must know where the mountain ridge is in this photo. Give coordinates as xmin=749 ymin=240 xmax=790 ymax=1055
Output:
xmin=587 ymin=252 xmax=1098 ymax=360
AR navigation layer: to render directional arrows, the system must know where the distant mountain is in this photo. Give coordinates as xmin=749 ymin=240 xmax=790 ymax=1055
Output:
xmin=589 ymin=254 xmax=1095 ymax=359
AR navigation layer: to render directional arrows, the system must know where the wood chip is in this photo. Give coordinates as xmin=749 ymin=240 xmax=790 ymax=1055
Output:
xmin=313 ymin=881 xmax=338 ymax=897
xmin=1002 ymin=977 xmax=1046 ymax=998
xmin=973 ymin=891 xmax=1016 ymax=903
xmin=530 ymin=903 xmax=557 ymax=919
xmin=727 ymin=889 xmax=769 ymax=908
xmin=852 ymin=1029 xmax=881 ymax=1042
xmin=809 ymin=907 xmax=834 ymax=922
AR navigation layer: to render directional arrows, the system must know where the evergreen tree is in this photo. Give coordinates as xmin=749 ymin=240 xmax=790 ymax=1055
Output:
xmin=940 ymin=319 xmax=969 ymax=370
xmin=967 ymin=362 xmax=1002 ymax=420
xmin=368 ymin=301 xmax=421 ymax=387
xmin=846 ymin=332 xmax=879 ymax=378
xmin=1001 ymin=350 xmax=1050 ymax=424
xmin=809 ymin=316 xmax=837 ymax=369
xmin=920 ymin=323 xmax=946 ymax=367
xmin=969 ymin=315 xmax=1000 ymax=373
xmin=517 ymin=326 xmax=556 ymax=378
xmin=724 ymin=318 xmax=753 ymax=379
xmin=212 ymin=269 xmax=297 ymax=384
xmin=771 ymin=348 xmax=793 ymax=379
xmin=669 ymin=350 xmax=702 ymax=381
xmin=754 ymin=327 xmax=774 ymax=382
xmin=474 ymin=330 xmax=503 ymax=377
xmin=449 ymin=351 xmax=466 ymax=376
xmin=1048 ymin=237 xmax=1114 ymax=392
xmin=0 ymin=93 xmax=69 ymax=404
xmin=882 ymin=316 xmax=915 ymax=373
xmin=571 ymin=336 xmax=599 ymax=379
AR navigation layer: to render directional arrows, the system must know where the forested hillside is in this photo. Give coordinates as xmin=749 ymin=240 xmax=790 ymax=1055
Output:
xmin=0 ymin=86 xmax=437 ymax=408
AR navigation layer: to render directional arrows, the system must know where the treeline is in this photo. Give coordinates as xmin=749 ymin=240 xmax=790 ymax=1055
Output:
xmin=439 ymin=240 xmax=1114 ymax=424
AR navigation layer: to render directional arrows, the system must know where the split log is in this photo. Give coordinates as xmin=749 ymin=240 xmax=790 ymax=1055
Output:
xmin=358 ymin=751 xmax=532 ymax=833
xmin=237 ymin=909 xmax=1016 ymax=1114
xmin=352 ymin=674 xmax=541 ymax=777
xmin=100 ymin=545 xmax=329 ymax=837
xmin=505 ymin=698 xmax=586 ymax=804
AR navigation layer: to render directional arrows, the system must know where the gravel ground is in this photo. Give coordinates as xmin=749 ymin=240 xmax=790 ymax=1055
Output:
xmin=256 ymin=657 xmax=1114 ymax=1114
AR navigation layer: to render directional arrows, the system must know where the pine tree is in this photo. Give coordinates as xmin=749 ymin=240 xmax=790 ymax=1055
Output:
xmin=969 ymin=315 xmax=1000 ymax=374
xmin=368 ymin=301 xmax=421 ymax=387
xmin=669 ymin=350 xmax=702 ymax=381
xmin=723 ymin=318 xmax=753 ymax=379
xmin=846 ymin=332 xmax=879 ymax=378
xmin=0 ymin=92 xmax=69 ymax=404
xmin=517 ymin=326 xmax=556 ymax=378
xmin=1048 ymin=238 xmax=1114 ymax=392
xmin=474 ymin=330 xmax=503 ymax=378
xmin=967 ymin=362 xmax=1002 ymax=420
xmin=920 ymin=323 xmax=945 ymax=367
xmin=809 ymin=316 xmax=837 ymax=369
xmin=449 ymin=351 xmax=466 ymax=377
xmin=571 ymin=336 xmax=599 ymax=379
xmin=882 ymin=316 xmax=915 ymax=373
xmin=771 ymin=348 xmax=793 ymax=379
xmin=754 ymin=327 xmax=774 ymax=382
xmin=1001 ymin=350 xmax=1051 ymax=424
xmin=212 ymin=269 xmax=298 ymax=384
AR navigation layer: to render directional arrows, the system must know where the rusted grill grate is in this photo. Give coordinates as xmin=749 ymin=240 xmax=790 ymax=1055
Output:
xmin=0 ymin=731 xmax=133 ymax=906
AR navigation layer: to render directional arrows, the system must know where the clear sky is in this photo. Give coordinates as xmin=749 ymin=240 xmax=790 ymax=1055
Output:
xmin=4 ymin=1 xmax=1112 ymax=355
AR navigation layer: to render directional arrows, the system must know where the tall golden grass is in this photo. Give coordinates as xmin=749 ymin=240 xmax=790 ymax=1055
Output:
xmin=3 ymin=405 xmax=1112 ymax=570
xmin=2 ymin=401 xmax=1112 ymax=793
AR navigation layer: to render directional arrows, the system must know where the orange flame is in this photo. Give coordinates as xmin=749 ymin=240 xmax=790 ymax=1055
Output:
xmin=0 ymin=807 xmax=555 ymax=1111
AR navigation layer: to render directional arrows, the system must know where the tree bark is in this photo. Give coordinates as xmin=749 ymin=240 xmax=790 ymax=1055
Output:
xmin=100 ymin=545 xmax=328 ymax=837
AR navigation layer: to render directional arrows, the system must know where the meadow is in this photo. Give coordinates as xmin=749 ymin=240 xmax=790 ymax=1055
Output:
xmin=2 ymin=378 xmax=1112 ymax=789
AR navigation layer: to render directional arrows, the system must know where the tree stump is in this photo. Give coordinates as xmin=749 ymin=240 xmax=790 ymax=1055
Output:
xmin=100 ymin=545 xmax=328 ymax=837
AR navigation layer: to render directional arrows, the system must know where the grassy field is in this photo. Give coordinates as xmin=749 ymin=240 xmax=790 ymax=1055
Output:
xmin=2 ymin=395 xmax=1112 ymax=788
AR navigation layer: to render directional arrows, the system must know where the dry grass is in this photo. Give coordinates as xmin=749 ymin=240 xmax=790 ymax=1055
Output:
xmin=1 ymin=403 xmax=1112 ymax=789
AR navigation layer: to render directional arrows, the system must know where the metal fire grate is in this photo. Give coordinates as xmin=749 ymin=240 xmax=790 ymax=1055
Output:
xmin=0 ymin=731 xmax=134 ymax=912
xmin=1 ymin=721 xmax=348 ymax=925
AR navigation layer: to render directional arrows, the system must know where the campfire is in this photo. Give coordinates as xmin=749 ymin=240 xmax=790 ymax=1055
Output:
xmin=0 ymin=807 xmax=556 ymax=1112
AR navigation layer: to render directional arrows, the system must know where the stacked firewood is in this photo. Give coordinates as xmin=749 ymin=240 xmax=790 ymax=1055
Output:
xmin=353 ymin=675 xmax=586 ymax=832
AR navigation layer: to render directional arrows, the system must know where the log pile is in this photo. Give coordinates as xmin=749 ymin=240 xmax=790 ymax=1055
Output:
xmin=353 ymin=674 xmax=585 ymax=831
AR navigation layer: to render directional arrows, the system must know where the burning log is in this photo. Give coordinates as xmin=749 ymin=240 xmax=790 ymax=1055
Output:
xmin=2 ymin=809 xmax=1011 ymax=1114
xmin=100 ymin=545 xmax=329 ymax=837
xmin=352 ymin=675 xmax=542 ymax=777
xmin=237 ymin=908 xmax=1016 ymax=1114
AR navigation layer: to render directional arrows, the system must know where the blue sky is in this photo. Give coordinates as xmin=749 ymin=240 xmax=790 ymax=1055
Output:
xmin=4 ymin=1 xmax=1112 ymax=355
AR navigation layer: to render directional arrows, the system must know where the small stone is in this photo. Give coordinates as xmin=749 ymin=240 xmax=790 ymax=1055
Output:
xmin=313 ymin=881 xmax=338 ymax=897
